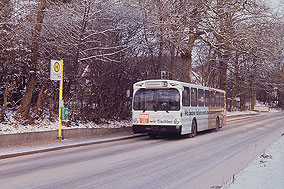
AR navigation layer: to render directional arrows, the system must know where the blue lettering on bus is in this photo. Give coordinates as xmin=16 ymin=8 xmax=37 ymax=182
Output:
xmin=184 ymin=110 xmax=209 ymax=116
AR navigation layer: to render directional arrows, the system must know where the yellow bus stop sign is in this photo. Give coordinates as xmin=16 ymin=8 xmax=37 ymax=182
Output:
xmin=50 ymin=60 xmax=62 ymax=80
xmin=50 ymin=59 xmax=64 ymax=139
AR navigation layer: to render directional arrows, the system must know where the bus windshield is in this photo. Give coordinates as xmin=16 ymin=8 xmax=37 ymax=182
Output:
xmin=133 ymin=89 xmax=180 ymax=111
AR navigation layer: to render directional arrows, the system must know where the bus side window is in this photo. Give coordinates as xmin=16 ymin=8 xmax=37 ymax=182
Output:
xmin=198 ymin=89 xmax=204 ymax=107
xmin=205 ymin=90 xmax=210 ymax=107
xmin=221 ymin=93 xmax=225 ymax=107
xmin=216 ymin=92 xmax=220 ymax=107
xmin=210 ymin=91 xmax=215 ymax=107
xmin=191 ymin=88 xmax=197 ymax=107
xmin=182 ymin=87 xmax=190 ymax=106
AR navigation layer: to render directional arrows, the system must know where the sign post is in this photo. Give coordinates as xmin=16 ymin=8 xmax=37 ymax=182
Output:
xmin=50 ymin=60 xmax=64 ymax=140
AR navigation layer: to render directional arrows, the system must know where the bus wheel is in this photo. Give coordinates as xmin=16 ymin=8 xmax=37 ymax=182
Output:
xmin=148 ymin=133 xmax=158 ymax=139
xmin=215 ymin=117 xmax=220 ymax=132
xmin=189 ymin=120 xmax=197 ymax=138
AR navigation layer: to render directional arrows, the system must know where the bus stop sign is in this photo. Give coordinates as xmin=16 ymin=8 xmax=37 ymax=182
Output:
xmin=50 ymin=60 xmax=62 ymax=81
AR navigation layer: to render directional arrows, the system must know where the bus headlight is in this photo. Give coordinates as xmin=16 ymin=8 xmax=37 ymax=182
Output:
xmin=133 ymin=118 xmax=139 ymax=124
xmin=174 ymin=119 xmax=179 ymax=124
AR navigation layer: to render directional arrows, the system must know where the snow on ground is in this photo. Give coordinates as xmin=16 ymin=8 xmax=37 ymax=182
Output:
xmin=0 ymin=116 xmax=131 ymax=135
xmin=226 ymin=110 xmax=258 ymax=116
xmin=223 ymin=135 xmax=284 ymax=189
xmin=269 ymin=108 xmax=283 ymax=113
xmin=226 ymin=108 xmax=282 ymax=117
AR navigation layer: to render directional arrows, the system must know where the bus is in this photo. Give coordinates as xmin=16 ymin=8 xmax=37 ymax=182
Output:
xmin=132 ymin=80 xmax=226 ymax=138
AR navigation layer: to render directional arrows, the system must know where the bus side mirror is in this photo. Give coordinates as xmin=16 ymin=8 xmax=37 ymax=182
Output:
xmin=126 ymin=90 xmax=131 ymax=98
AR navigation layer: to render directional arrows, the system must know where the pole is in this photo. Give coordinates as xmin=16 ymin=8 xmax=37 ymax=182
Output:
xmin=58 ymin=60 xmax=63 ymax=139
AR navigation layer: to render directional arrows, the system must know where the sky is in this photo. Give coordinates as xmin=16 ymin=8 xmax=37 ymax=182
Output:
xmin=266 ymin=0 xmax=282 ymax=8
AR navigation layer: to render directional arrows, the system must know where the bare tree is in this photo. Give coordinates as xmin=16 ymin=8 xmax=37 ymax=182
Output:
xmin=18 ymin=0 xmax=47 ymax=118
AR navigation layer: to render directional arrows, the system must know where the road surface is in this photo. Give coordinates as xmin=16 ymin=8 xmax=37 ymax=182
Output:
xmin=0 ymin=112 xmax=283 ymax=189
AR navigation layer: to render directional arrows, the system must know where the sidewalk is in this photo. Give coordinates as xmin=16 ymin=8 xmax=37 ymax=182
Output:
xmin=0 ymin=133 xmax=144 ymax=160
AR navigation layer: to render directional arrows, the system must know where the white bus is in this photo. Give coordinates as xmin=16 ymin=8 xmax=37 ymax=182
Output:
xmin=132 ymin=80 xmax=226 ymax=138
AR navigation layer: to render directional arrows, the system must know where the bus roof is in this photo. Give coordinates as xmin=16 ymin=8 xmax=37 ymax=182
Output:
xmin=133 ymin=79 xmax=226 ymax=94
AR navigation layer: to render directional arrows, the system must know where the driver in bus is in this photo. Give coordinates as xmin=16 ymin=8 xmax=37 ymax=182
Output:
xmin=175 ymin=93 xmax=179 ymax=102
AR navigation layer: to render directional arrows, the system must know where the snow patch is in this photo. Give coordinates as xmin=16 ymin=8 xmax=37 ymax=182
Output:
xmin=226 ymin=109 xmax=282 ymax=117
xmin=269 ymin=108 xmax=282 ymax=113
xmin=223 ymin=135 xmax=284 ymax=188
xmin=0 ymin=118 xmax=132 ymax=135
xmin=226 ymin=110 xmax=257 ymax=116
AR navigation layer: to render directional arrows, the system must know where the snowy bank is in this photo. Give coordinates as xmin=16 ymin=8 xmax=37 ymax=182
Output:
xmin=0 ymin=118 xmax=131 ymax=135
xmin=223 ymin=135 xmax=284 ymax=189
xmin=226 ymin=110 xmax=258 ymax=117
xmin=226 ymin=108 xmax=282 ymax=117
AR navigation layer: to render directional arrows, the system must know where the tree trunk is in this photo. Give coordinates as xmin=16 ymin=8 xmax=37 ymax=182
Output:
xmin=0 ymin=84 xmax=13 ymax=122
xmin=157 ymin=35 xmax=163 ymax=78
xmin=29 ymin=81 xmax=46 ymax=123
xmin=170 ymin=43 xmax=177 ymax=80
xmin=181 ymin=50 xmax=192 ymax=82
xmin=277 ymin=90 xmax=283 ymax=108
xmin=180 ymin=5 xmax=198 ymax=83
xmin=240 ymin=92 xmax=246 ymax=111
xmin=47 ymin=90 xmax=55 ymax=121
xmin=19 ymin=0 xmax=47 ymax=117
xmin=250 ymin=77 xmax=256 ymax=110
xmin=219 ymin=61 xmax=228 ymax=90
xmin=218 ymin=51 xmax=229 ymax=90
xmin=204 ymin=47 xmax=211 ymax=86
xmin=250 ymin=64 xmax=257 ymax=110
xmin=181 ymin=32 xmax=196 ymax=82
xmin=229 ymin=53 xmax=239 ymax=112
xmin=155 ymin=0 xmax=164 ymax=79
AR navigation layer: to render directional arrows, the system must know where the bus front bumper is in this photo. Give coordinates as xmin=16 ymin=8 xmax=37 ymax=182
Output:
xmin=133 ymin=125 xmax=181 ymax=134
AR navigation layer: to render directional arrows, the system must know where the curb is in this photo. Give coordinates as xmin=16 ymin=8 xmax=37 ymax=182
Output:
xmin=0 ymin=134 xmax=146 ymax=160
xmin=226 ymin=113 xmax=260 ymax=122
xmin=0 ymin=127 xmax=134 ymax=146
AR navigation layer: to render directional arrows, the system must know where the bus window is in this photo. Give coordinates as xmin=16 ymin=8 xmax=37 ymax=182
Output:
xmin=133 ymin=89 xmax=180 ymax=111
xmin=182 ymin=87 xmax=190 ymax=106
xmin=205 ymin=90 xmax=210 ymax=107
xmin=210 ymin=91 xmax=215 ymax=107
xmin=216 ymin=92 xmax=220 ymax=107
xmin=221 ymin=93 xmax=225 ymax=107
xmin=191 ymin=88 xmax=197 ymax=107
xmin=198 ymin=89 xmax=204 ymax=107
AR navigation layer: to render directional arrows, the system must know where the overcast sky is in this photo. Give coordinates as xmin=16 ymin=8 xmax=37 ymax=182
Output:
xmin=266 ymin=0 xmax=282 ymax=8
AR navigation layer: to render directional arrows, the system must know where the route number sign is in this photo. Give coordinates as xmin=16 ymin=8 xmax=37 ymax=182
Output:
xmin=139 ymin=114 xmax=149 ymax=124
xmin=50 ymin=60 xmax=62 ymax=81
